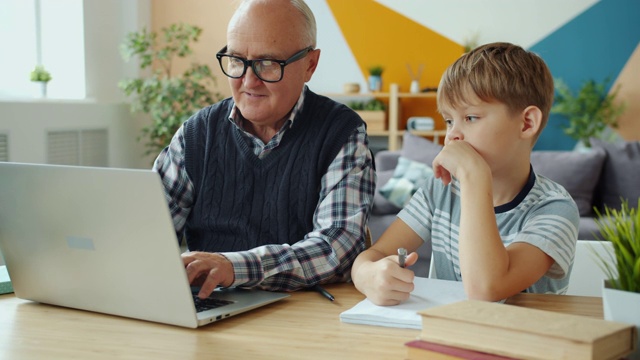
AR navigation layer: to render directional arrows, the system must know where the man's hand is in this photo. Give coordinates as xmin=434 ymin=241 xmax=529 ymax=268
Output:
xmin=182 ymin=252 xmax=235 ymax=299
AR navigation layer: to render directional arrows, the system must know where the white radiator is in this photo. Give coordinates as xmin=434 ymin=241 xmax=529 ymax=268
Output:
xmin=0 ymin=133 xmax=8 ymax=162
xmin=47 ymin=129 xmax=108 ymax=167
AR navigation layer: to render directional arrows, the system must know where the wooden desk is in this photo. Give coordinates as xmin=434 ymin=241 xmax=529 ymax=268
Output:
xmin=0 ymin=283 xmax=603 ymax=359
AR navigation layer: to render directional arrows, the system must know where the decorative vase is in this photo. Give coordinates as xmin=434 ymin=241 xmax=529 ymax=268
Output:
xmin=410 ymin=80 xmax=420 ymax=94
xmin=368 ymin=75 xmax=382 ymax=92
xmin=40 ymin=82 xmax=47 ymax=98
xmin=603 ymin=280 xmax=640 ymax=359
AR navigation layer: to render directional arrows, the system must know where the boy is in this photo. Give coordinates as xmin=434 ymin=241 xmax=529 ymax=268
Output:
xmin=352 ymin=42 xmax=579 ymax=305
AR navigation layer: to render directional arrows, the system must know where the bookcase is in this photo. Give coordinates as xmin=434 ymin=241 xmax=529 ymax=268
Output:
xmin=326 ymin=83 xmax=445 ymax=151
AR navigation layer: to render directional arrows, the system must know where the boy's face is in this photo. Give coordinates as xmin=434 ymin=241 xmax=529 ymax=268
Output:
xmin=439 ymin=91 xmax=525 ymax=173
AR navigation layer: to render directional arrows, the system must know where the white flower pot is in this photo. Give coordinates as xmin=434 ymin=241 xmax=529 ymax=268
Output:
xmin=368 ymin=75 xmax=382 ymax=92
xmin=603 ymin=280 xmax=640 ymax=359
xmin=33 ymin=82 xmax=47 ymax=98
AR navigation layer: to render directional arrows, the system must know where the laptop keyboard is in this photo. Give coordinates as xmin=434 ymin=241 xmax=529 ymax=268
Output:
xmin=192 ymin=294 xmax=234 ymax=312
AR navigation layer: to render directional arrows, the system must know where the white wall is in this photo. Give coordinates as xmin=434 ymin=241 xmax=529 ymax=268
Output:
xmin=0 ymin=0 xmax=153 ymax=169
xmin=306 ymin=0 xmax=599 ymax=94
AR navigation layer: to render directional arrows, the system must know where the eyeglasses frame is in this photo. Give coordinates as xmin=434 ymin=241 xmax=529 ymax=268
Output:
xmin=215 ymin=46 xmax=315 ymax=83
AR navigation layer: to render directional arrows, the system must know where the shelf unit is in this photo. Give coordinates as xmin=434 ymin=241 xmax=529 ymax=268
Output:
xmin=326 ymin=83 xmax=445 ymax=151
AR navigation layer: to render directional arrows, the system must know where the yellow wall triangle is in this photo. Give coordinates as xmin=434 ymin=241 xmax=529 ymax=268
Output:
xmin=327 ymin=0 xmax=463 ymax=129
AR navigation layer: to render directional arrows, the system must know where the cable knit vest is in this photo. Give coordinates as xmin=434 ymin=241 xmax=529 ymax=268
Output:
xmin=183 ymin=90 xmax=362 ymax=252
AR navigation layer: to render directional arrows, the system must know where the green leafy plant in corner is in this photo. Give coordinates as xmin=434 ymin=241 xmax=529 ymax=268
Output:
xmin=593 ymin=199 xmax=640 ymax=294
xmin=30 ymin=65 xmax=52 ymax=82
xmin=119 ymin=23 xmax=222 ymax=156
xmin=551 ymin=77 xmax=626 ymax=148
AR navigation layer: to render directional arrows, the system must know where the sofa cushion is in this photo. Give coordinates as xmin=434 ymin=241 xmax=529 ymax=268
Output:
xmin=373 ymin=169 xmax=402 ymax=215
xmin=378 ymin=156 xmax=433 ymax=208
xmin=400 ymin=132 xmax=443 ymax=166
xmin=591 ymin=139 xmax=640 ymax=211
xmin=531 ymin=149 xmax=606 ymax=216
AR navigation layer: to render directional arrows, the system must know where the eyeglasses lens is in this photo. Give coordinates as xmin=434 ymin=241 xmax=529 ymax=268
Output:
xmin=220 ymin=56 xmax=281 ymax=82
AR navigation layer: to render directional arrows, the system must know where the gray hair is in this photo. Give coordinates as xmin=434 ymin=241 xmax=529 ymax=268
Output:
xmin=234 ymin=0 xmax=317 ymax=48
xmin=290 ymin=0 xmax=317 ymax=48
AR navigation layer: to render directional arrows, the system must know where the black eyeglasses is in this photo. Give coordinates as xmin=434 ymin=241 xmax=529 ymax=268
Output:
xmin=216 ymin=46 xmax=314 ymax=83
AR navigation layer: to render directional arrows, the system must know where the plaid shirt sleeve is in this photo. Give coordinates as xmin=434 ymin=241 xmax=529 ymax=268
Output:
xmin=152 ymin=125 xmax=194 ymax=239
xmin=224 ymin=123 xmax=376 ymax=291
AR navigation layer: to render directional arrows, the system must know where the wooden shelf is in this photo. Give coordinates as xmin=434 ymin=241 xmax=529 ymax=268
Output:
xmin=325 ymin=84 xmax=441 ymax=151
xmin=387 ymin=84 xmax=441 ymax=150
xmin=397 ymin=92 xmax=437 ymax=98
xmin=323 ymin=92 xmax=391 ymax=98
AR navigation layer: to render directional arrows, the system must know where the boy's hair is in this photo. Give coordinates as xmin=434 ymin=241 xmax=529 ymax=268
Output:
xmin=437 ymin=42 xmax=554 ymax=143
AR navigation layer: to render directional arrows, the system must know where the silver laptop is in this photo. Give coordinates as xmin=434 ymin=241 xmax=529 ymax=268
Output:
xmin=0 ymin=162 xmax=289 ymax=328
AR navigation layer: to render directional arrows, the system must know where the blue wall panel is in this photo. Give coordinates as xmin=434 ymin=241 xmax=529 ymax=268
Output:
xmin=531 ymin=0 xmax=640 ymax=150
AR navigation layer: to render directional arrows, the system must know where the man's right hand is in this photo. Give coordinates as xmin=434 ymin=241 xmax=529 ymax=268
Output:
xmin=182 ymin=251 xmax=235 ymax=299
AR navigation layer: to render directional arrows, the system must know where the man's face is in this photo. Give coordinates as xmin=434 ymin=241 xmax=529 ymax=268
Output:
xmin=225 ymin=2 xmax=319 ymax=127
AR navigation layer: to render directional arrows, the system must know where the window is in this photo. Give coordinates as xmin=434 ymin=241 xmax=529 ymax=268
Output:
xmin=0 ymin=0 xmax=85 ymax=99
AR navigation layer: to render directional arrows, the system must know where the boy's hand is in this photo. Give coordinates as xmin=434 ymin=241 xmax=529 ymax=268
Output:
xmin=432 ymin=140 xmax=488 ymax=185
xmin=356 ymin=252 xmax=418 ymax=306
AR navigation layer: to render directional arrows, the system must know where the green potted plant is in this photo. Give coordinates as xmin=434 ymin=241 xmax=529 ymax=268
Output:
xmin=30 ymin=65 xmax=52 ymax=97
xmin=551 ymin=77 xmax=626 ymax=148
xmin=347 ymin=99 xmax=386 ymax=131
xmin=367 ymin=65 xmax=384 ymax=92
xmin=593 ymin=199 xmax=640 ymax=358
xmin=119 ymin=23 xmax=222 ymax=157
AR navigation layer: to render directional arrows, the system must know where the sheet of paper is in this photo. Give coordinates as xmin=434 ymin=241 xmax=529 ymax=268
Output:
xmin=340 ymin=277 xmax=466 ymax=329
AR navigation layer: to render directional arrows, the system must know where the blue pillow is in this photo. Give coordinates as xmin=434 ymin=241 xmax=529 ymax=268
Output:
xmin=378 ymin=156 xmax=433 ymax=208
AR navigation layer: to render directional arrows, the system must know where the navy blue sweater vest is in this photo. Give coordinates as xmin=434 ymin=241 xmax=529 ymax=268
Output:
xmin=183 ymin=91 xmax=362 ymax=252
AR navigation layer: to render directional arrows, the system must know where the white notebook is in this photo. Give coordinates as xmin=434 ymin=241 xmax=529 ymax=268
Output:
xmin=340 ymin=277 xmax=467 ymax=329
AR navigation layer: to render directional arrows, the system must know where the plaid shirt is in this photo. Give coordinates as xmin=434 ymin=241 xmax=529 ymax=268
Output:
xmin=152 ymin=87 xmax=376 ymax=291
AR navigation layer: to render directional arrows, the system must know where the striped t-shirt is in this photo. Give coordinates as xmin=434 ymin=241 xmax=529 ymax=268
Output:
xmin=398 ymin=169 xmax=579 ymax=294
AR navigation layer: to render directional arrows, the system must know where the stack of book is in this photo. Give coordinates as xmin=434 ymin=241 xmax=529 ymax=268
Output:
xmin=406 ymin=300 xmax=637 ymax=360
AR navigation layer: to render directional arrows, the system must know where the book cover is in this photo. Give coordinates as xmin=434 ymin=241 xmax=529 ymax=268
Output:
xmin=406 ymin=339 xmax=517 ymax=360
xmin=418 ymin=300 xmax=637 ymax=360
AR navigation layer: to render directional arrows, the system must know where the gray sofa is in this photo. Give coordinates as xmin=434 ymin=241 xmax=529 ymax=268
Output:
xmin=369 ymin=133 xmax=640 ymax=277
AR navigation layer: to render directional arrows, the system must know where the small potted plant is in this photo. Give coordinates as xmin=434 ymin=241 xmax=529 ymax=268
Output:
xmin=367 ymin=65 xmax=384 ymax=92
xmin=462 ymin=31 xmax=480 ymax=53
xmin=30 ymin=65 xmax=52 ymax=97
xmin=551 ymin=77 xmax=626 ymax=149
xmin=593 ymin=199 xmax=640 ymax=358
xmin=347 ymin=99 xmax=386 ymax=131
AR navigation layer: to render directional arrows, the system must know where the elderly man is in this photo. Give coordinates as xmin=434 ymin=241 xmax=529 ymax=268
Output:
xmin=153 ymin=0 xmax=376 ymax=298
